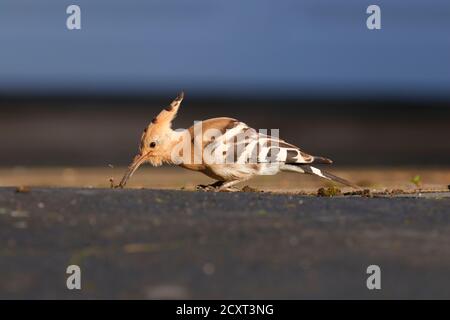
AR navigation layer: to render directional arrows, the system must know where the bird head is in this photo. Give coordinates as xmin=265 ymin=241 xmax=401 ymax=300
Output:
xmin=118 ymin=92 xmax=184 ymax=188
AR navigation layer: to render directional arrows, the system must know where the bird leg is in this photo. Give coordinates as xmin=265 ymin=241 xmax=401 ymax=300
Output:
xmin=216 ymin=180 xmax=242 ymax=192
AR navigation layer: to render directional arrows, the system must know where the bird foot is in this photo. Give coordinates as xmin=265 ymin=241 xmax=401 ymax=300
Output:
xmin=196 ymin=184 xmax=217 ymax=192
xmin=196 ymin=184 xmax=240 ymax=192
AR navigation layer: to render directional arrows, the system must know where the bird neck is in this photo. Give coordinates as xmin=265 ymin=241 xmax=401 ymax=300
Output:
xmin=163 ymin=128 xmax=192 ymax=165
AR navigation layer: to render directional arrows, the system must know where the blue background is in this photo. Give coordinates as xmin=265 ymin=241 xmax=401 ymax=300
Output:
xmin=0 ymin=0 xmax=449 ymax=100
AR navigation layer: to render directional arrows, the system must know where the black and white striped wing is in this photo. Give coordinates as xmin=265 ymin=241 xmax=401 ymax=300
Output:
xmin=254 ymin=134 xmax=319 ymax=164
xmin=205 ymin=121 xmax=331 ymax=165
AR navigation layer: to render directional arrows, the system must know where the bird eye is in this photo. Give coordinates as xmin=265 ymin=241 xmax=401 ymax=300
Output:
xmin=149 ymin=142 xmax=156 ymax=148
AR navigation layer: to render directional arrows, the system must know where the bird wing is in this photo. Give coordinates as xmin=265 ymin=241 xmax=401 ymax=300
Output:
xmin=254 ymin=133 xmax=315 ymax=164
xmin=194 ymin=119 xmax=332 ymax=165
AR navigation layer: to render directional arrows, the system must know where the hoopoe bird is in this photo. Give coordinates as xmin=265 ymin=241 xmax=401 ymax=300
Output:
xmin=118 ymin=92 xmax=358 ymax=191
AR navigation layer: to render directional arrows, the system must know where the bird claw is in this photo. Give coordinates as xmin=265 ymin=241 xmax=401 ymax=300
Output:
xmin=196 ymin=184 xmax=240 ymax=193
xmin=196 ymin=184 xmax=216 ymax=192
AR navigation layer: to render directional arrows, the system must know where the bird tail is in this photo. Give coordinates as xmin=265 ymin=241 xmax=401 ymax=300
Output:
xmin=311 ymin=156 xmax=333 ymax=164
xmin=299 ymin=165 xmax=360 ymax=188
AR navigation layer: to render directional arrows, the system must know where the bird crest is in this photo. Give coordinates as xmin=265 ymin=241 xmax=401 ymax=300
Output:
xmin=149 ymin=91 xmax=184 ymax=129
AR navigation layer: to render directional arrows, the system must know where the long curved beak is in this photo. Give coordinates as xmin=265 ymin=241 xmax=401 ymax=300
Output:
xmin=118 ymin=153 xmax=148 ymax=188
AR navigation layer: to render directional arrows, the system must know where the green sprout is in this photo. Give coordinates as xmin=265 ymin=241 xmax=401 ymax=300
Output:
xmin=410 ymin=175 xmax=422 ymax=188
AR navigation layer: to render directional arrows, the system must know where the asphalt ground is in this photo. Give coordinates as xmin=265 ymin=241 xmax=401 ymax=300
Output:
xmin=1 ymin=187 xmax=450 ymax=299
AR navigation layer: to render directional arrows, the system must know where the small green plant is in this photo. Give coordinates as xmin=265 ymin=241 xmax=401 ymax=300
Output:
xmin=410 ymin=175 xmax=422 ymax=188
